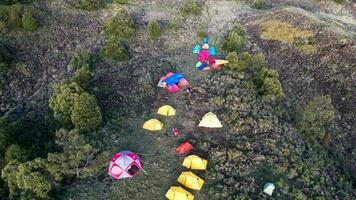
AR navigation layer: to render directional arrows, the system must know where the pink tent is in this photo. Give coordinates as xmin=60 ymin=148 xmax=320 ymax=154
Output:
xmin=108 ymin=151 xmax=142 ymax=180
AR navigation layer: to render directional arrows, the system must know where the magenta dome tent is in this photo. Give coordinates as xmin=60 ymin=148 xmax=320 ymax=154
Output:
xmin=108 ymin=151 xmax=142 ymax=180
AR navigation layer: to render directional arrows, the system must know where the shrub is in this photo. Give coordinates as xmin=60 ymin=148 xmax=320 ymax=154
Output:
xmin=226 ymin=51 xmax=243 ymax=71
xmin=71 ymin=67 xmax=91 ymax=89
xmin=255 ymin=67 xmax=284 ymax=101
xmin=222 ymin=23 xmax=246 ymax=53
xmin=4 ymin=144 xmax=28 ymax=163
xmin=253 ymin=0 xmax=270 ymax=9
xmin=197 ymin=30 xmax=208 ymax=38
xmin=9 ymin=4 xmax=23 ymax=28
xmin=71 ymin=93 xmax=102 ymax=131
xmin=49 ymin=82 xmax=83 ymax=125
xmin=297 ymin=96 xmax=335 ymax=142
xmin=69 ymin=49 xmax=92 ymax=70
xmin=103 ymin=7 xmax=134 ymax=39
xmin=182 ymin=0 xmax=201 ymax=16
xmin=71 ymin=0 xmax=102 ymax=11
xmin=147 ymin=20 xmax=161 ymax=39
xmin=114 ymin=0 xmax=128 ymax=4
xmin=22 ymin=7 xmax=37 ymax=32
xmin=101 ymin=38 xmax=129 ymax=61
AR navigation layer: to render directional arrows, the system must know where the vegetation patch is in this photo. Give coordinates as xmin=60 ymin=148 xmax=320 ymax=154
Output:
xmin=147 ymin=20 xmax=161 ymax=40
xmin=181 ymin=0 xmax=201 ymax=16
xmin=260 ymin=20 xmax=316 ymax=52
xmin=222 ymin=22 xmax=246 ymax=53
xmin=70 ymin=0 xmax=102 ymax=11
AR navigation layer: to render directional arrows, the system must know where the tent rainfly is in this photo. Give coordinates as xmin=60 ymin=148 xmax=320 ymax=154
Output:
xmin=143 ymin=119 xmax=163 ymax=131
xmin=182 ymin=155 xmax=208 ymax=170
xmin=263 ymin=182 xmax=275 ymax=196
xmin=176 ymin=142 xmax=193 ymax=154
xmin=157 ymin=105 xmax=176 ymax=116
xmin=177 ymin=171 xmax=204 ymax=191
xmin=165 ymin=186 xmax=194 ymax=200
xmin=108 ymin=151 xmax=142 ymax=180
xmin=197 ymin=112 xmax=223 ymax=128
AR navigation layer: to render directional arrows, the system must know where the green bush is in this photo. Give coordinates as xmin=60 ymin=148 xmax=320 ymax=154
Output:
xmin=197 ymin=30 xmax=208 ymax=39
xmin=297 ymin=96 xmax=335 ymax=142
xmin=222 ymin=23 xmax=246 ymax=53
xmin=4 ymin=144 xmax=28 ymax=163
xmin=182 ymin=0 xmax=201 ymax=16
xmin=71 ymin=67 xmax=91 ymax=89
xmin=147 ymin=20 xmax=161 ymax=39
xmin=226 ymin=51 xmax=243 ymax=71
xmin=69 ymin=49 xmax=92 ymax=70
xmin=71 ymin=0 xmax=102 ymax=11
xmin=101 ymin=38 xmax=129 ymax=61
xmin=254 ymin=67 xmax=284 ymax=101
xmin=71 ymin=93 xmax=102 ymax=131
xmin=103 ymin=7 xmax=134 ymax=39
xmin=22 ymin=7 xmax=37 ymax=32
xmin=253 ymin=0 xmax=270 ymax=9
xmin=114 ymin=0 xmax=128 ymax=4
xmin=9 ymin=4 xmax=23 ymax=28
xmin=49 ymin=82 xmax=83 ymax=125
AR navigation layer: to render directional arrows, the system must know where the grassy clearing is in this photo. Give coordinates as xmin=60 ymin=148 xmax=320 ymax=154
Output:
xmin=260 ymin=20 xmax=316 ymax=53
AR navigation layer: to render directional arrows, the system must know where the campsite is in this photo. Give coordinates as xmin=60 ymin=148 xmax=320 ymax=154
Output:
xmin=0 ymin=0 xmax=355 ymax=199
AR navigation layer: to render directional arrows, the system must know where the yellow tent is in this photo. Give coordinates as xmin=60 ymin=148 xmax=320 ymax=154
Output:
xmin=182 ymin=155 xmax=208 ymax=170
xmin=142 ymin=119 xmax=163 ymax=131
xmin=165 ymin=186 xmax=194 ymax=200
xmin=215 ymin=59 xmax=229 ymax=65
xmin=157 ymin=105 xmax=176 ymax=116
xmin=197 ymin=112 xmax=223 ymax=128
xmin=177 ymin=171 xmax=204 ymax=190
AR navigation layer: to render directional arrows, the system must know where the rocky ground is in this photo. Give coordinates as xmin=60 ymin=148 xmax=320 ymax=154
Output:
xmin=0 ymin=0 xmax=355 ymax=199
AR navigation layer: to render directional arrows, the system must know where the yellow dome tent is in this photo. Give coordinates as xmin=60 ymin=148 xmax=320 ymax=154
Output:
xmin=177 ymin=171 xmax=204 ymax=191
xmin=142 ymin=119 xmax=163 ymax=131
xmin=182 ymin=155 xmax=208 ymax=170
xmin=157 ymin=105 xmax=176 ymax=116
xmin=165 ymin=186 xmax=194 ymax=200
xmin=215 ymin=59 xmax=229 ymax=65
xmin=197 ymin=112 xmax=223 ymax=128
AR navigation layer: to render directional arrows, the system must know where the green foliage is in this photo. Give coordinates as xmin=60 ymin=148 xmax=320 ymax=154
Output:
xmin=103 ymin=7 xmax=134 ymax=39
xmin=5 ymin=144 xmax=28 ymax=163
xmin=226 ymin=52 xmax=267 ymax=74
xmin=182 ymin=0 xmax=201 ymax=16
xmin=197 ymin=30 xmax=208 ymax=39
xmin=49 ymin=82 xmax=101 ymax=131
xmin=69 ymin=49 xmax=92 ymax=70
xmin=253 ymin=0 xmax=270 ymax=9
xmin=22 ymin=6 xmax=37 ymax=32
xmin=222 ymin=23 xmax=246 ymax=53
xmin=71 ymin=0 xmax=102 ymax=11
xmin=255 ymin=67 xmax=284 ymax=101
xmin=114 ymin=0 xmax=128 ymax=4
xmin=71 ymin=93 xmax=102 ymax=131
xmin=9 ymin=4 xmax=23 ymax=28
xmin=332 ymin=0 xmax=345 ymax=4
xmin=71 ymin=67 xmax=91 ymax=89
xmin=46 ymin=129 xmax=107 ymax=181
xmin=101 ymin=38 xmax=129 ymax=61
xmin=147 ymin=20 xmax=161 ymax=39
xmin=297 ymin=96 xmax=335 ymax=142
xmin=1 ymin=159 xmax=54 ymax=199
xmin=49 ymin=82 xmax=83 ymax=125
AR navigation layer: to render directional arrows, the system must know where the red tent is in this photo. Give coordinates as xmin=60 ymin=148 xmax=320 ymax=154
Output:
xmin=176 ymin=142 xmax=193 ymax=154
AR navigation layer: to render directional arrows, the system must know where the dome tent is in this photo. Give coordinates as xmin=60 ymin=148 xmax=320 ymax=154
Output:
xmin=197 ymin=112 xmax=223 ymax=128
xmin=143 ymin=119 xmax=163 ymax=131
xmin=177 ymin=171 xmax=205 ymax=190
xmin=182 ymin=155 xmax=208 ymax=170
xmin=165 ymin=186 xmax=194 ymax=200
xmin=108 ymin=151 xmax=142 ymax=180
xmin=157 ymin=105 xmax=176 ymax=116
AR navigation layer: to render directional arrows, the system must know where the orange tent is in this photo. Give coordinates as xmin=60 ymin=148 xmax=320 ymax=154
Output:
xmin=176 ymin=142 xmax=193 ymax=154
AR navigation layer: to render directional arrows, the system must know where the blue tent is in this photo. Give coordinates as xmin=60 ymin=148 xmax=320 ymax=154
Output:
xmin=192 ymin=45 xmax=201 ymax=54
xmin=162 ymin=73 xmax=184 ymax=86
